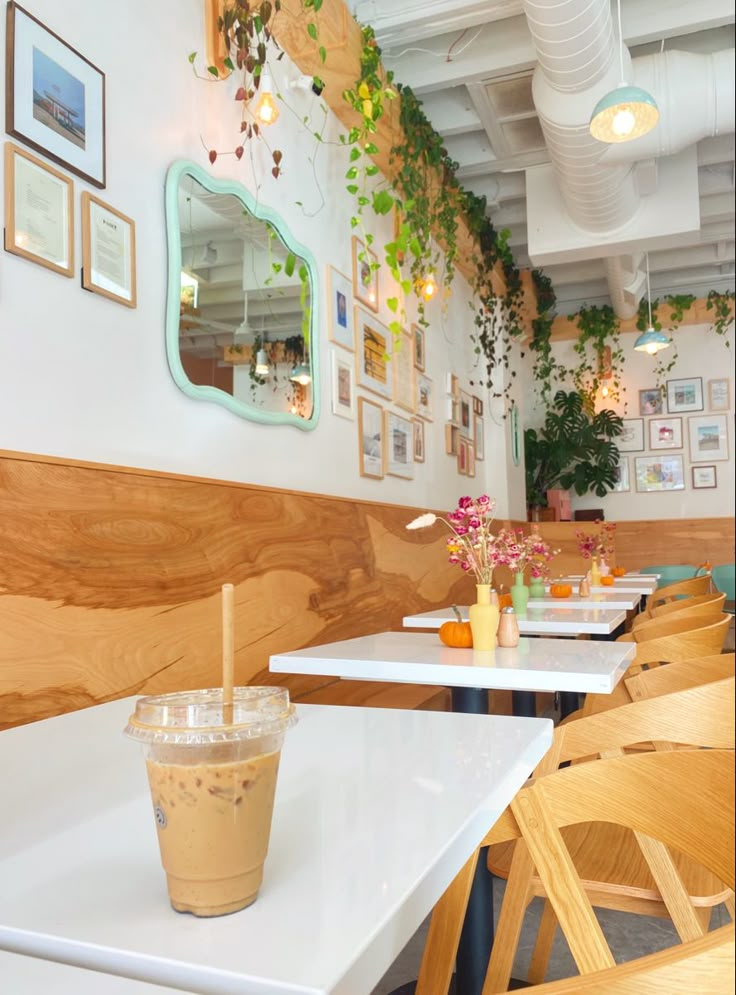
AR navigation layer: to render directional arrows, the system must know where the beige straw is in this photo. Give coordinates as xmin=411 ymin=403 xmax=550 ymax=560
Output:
xmin=222 ymin=583 xmax=235 ymax=724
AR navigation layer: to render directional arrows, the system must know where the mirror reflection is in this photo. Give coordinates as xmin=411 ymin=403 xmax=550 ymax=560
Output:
xmin=165 ymin=162 xmax=319 ymax=429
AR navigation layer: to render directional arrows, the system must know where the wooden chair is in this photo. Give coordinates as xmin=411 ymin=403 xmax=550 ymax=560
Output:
xmin=624 ymin=653 xmax=734 ymax=701
xmin=624 ymin=608 xmax=729 ymax=642
xmin=646 ymin=574 xmax=713 ymax=612
xmin=631 ymin=592 xmax=726 ymax=630
xmin=416 ymin=682 xmax=735 ymax=994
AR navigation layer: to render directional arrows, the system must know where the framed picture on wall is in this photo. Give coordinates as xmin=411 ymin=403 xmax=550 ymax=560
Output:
xmin=392 ymin=327 xmax=415 ymax=413
xmin=639 ymin=388 xmax=663 ymax=416
xmin=648 ymin=416 xmax=682 ymax=451
xmin=4 ymin=141 xmax=73 ymax=277
xmin=445 ymin=423 xmax=459 ymax=455
xmin=666 ymin=377 xmax=703 ymax=414
xmin=415 ymin=373 xmax=434 ymax=422
xmin=457 ymin=437 xmax=469 ymax=475
xmin=612 ymin=456 xmax=630 ymax=492
xmin=413 ymin=419 xmax=425 ymax=463
xmin=326 ymin=267 xmax=354 ymax=351
xmin=385 ymin=411 xmax=414 ymax=479
xmin=688 ymin=414 xmax=729 ymax=462
xmin=330 ymin=349 xmax=355 ymax=420
xmin=351 ymin=235 xmax=378 ymax=311
xmin=692 ymin=465 xmax=717 ymax=489
xmin=358 ymin=398 xmax=384 ymax=479
xmin=81 ymin=193 xmax=137 ymax=307
xmin=459 ymin=390 xmax=472 ymax=439
xmin=355 ymin=307 xmax=392 ymax=400
xmin=708 ymin=378 xmax=730 ymax=412
xmin=412 ymin=324 xmax=425 ymax=372
xmin=634 ymin=454 xmax=685 ymax=493
xmin=466 ymin=441 xmax=476 ymax=478
xmin=617 ymin=418 xmax=645 ymax=452
xmin=5 ymin=2 xmax=106 ymax=188
xmin=474 ymin=414 xmax=485 ymax=461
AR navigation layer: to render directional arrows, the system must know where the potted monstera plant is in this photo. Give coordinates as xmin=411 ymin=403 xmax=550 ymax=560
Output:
xmin=524 ymin=390 xmax=623 ymax=519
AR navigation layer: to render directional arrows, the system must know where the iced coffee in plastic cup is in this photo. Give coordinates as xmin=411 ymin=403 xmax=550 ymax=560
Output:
xmin=124 ymin=687 xmax=296 ymax=917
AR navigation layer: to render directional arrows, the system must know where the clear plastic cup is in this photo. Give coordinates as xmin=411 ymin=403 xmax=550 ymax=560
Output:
xmin=124 ymin=687 xmax=297 ymax=917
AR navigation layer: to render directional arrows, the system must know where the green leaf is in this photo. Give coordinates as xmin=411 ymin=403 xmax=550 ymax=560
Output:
xmin=364 ymin=142 xmax=379 ymax=155
xmin=387 ymin=297 xmax=399 ymax=313
xmin=346 ymin=184 xmax=359 ymax=194
xmin=307 ymin=22 xmax=317 ymax=40
xmin=207 ymin=66 xmax=219 ymax=77
xmin=350 ymin=147 xmax=361 ymax=162
xmin=372 ymin=189 xmax=394 ymax=215
xmin=345 ymin=166 xmax=358 ymax=179
xmin=365 ymin=165 xmax=379 ymax=176
xmin=285 ymin=253 xmax=296 ymax=277
xmin=223 ymin=57 xmax=234 ymax=71
xmin=319 ymin=46 xmax=326 ymax=63
xmin=188 ymin=52 xmax=197 ymax=64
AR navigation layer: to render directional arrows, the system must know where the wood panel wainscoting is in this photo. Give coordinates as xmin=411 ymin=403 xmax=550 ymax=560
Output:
xmin=0 ymin=450 xmax=483 ymax=730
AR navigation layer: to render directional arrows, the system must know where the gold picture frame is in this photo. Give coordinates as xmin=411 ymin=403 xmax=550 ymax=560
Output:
xmin=351 ymin=235 xmax=378 ymax=312
xmin=355 ymin=306 xmax=392 ymax=400
xmin=4 ymin=140 xmax=73 ymax=277
xmin=81 ymin=192 xmax=137 ymax=307
xmin=358 ymin=397 xmax=384 ymax=479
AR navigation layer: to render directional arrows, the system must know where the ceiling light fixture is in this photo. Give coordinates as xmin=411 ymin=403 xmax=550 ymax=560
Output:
xmin=420 ymin=271 xmax=439 ymax=302
xmin=634 ymin=254 xmax=671 ymax=355
xmin=289 ymin=361 xmax=312 ymax=386
xmin=255 ymin=343 xmax=270 ymax=378
xmin=254 ymin=73 xmax=280 ymax=126
xmin=589 ymin=0 xmax=659 ymax=144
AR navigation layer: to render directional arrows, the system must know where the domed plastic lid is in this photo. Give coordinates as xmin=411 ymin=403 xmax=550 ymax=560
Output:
xmin=124 ymin=687 xmax=297 ymax=746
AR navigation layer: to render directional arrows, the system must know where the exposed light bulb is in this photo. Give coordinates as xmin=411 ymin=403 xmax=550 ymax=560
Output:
xmin=601 ymin=384 xmax=610 ymax=398
xmin=645 ymin=341 xmax=658 ymax=355
xmin=254 ymin=75 xmax=280 ymax=126
xmin=611 ymin=107 xmax=636 ymax=137
xmin=290 ymin=404 xmax=298 ymax=415
xmin=421 ymin=273 xmax=438 ymax=301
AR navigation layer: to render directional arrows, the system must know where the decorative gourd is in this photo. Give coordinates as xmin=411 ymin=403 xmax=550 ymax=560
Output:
xmin=550 ymin=583 xmax=573 ymax=598
xmin=612 ymin=566 xmax=626 ymax=577
xmin=439 ymin=605 xmax=473 ymax=647
xmin=498 ymin=593 xmax=513 ymax=610
xmin=600 ymin=575 xmax=615 ymax=586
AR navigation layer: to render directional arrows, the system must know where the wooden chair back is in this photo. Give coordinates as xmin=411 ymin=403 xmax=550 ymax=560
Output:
xmin=632 ymin=611 xmax=729 ymax=642
xmin=647 ymin=574 xmax=712 ymax=611
xmin=491 ymin=751 xmax=734 ymax=981
xmin=624 ymin=653 xmax=735 ymax=701
xmin=630 ymin=614 xmax=731 ymax=667
xmin=632 ymin=592 xmax=726 ymax=630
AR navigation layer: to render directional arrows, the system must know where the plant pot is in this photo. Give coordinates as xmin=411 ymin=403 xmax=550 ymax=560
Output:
xmin=510 ymin=572 xmax=530 ymax=613
xmin=468 ymin=584 xmax=499 ymax=651
xmin=528 ymin=577 xmax=546 ymax=599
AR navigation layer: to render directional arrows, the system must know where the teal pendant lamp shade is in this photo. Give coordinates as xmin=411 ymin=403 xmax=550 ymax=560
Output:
xmin=289 ymin=362 xmax=312 ymax=386
xmin=590 ymin=84 xmax=659 ymax=143
xmin=589 ymin=0 xmax=659 ymax=144
xmin=634 ymin=326 xmax=670 ymax=354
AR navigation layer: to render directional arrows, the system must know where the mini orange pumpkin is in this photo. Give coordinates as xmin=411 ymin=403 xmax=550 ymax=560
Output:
xmin=439 ymin=620 xmax=473 ymax=648
xmin=612 ymin=566 xmax=626 ymax=577
xmin=600 ymin=575 xmax=615 ymax=586
xmin=550 ymin=583 xmax=573 ymax=598
xmin=498 ymin=593 xmax=513 ymax=610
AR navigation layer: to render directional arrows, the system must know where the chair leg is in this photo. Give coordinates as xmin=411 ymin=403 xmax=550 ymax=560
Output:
xmin=416 ymin=851 xmax=479 ymax=995
xmin=481 ymin=841 xmax=534 ymax=994
xmin=526 ymin=899 xmax=558 ymax=986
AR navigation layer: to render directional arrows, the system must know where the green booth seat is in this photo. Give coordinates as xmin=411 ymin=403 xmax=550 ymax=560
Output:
xmin=640 ymin=564 xmax=698 ymax=586
xmin=711 ymin=564 xmax=736 ymax=610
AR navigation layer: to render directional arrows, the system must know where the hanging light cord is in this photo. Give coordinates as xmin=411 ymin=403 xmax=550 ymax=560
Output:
xmin=645 ymin=253 xmax=653 ymax=328
xmin=617 ymin=0 xmax=625 ymax=84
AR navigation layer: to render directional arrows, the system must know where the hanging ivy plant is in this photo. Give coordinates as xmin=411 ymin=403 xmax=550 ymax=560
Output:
xmin=706 ymin=290 xmax=735 ymax=345
xmin=567 ymin=305 xmax=624 ymax=410
xmin=528 ymin=269 xmax=561 ymax=405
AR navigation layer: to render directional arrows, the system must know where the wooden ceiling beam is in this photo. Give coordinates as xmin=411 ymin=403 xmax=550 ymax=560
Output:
xmin=204 ymin=0 xmax=539 ymax=315
xmin=549 ymin=297 xmax=734 ymax=342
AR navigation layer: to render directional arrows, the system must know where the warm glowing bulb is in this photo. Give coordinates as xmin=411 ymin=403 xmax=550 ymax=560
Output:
xmin=290 ymin=405 xmax=298 ymax=415
xmin=611 ymin=107 xmax=636 ymax=136
xmin=422 ymin=274 xmax=438 ymax=301
xmin=601 ymin=385 xmax=610 ymax=398
xmin=368 ymin=290 xmax=376 ymax=304
xmin=254 ymin=79 xmax=280 ymax=126
xmin=645 ymin=342 xmax=658 ymax=355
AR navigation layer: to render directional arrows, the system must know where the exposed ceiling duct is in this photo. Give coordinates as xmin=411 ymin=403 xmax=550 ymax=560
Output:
xmin=521 ymin=0 xmax=735 ymax=317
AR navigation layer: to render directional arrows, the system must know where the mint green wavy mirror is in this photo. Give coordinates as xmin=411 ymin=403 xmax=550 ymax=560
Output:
xmin=165 ymin=160 xmax=320 ymax=429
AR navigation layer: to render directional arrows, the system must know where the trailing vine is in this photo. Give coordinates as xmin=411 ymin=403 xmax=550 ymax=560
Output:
xmin=528 ymin=269 xmax=560 ymax=405
xmin=707 ymin=290 xmax=735 ymax=345
xmin=567 ymin=305 xmax=624 ymax=410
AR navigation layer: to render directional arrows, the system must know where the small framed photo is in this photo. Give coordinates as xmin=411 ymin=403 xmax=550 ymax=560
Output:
xmin=692 ymin=465 xmax=717 ymax=489
xmin=612 ymin=456 xmax=630 ymax=492
xmin=708 ymin=378 xmax=730 ymax=412
xmin=4 ymin=141 xmax=73 ymax=277
xmin=618 ymin=418 xmax=645 ymax=452
xmin=385 ymin=411 xmax=414 ymax=479
xmin=634 ymin=454 xmax=685 ymax=493
xmin=330 ymin=349 xmax=355 ymax=420
xmin=415 ymin=373 xmax=434 ymax=422
xmin=351 ymin=235 xmax=378 ymax=312
xmin=474 ymin=414 xmax=485 ymax=461
xmin=667 ymin=377 xmax=703 ymax=414
xmin=445 ymin=372 xmax=459 ymax=397
xmin=466 ymin=441 xmax=476 ymax=478
xmin=5 ymin=2 xmax=106 ymax=188
xmin=412 ymin=323 xmax=425 ymax=372
xmin=459 ymin=390 xmax=472 ymax=439
xmin=392 ymin=327 xmax=415 ymax=413
xmin=688 ymin=414 xmax=729 ymax=462
xmin=445 ymin=423 xmax=459 ymax=455
xmin=326 ymin=267 xmax=354 ymax=351
xmin=413 ymin=419 xmax=425 ymax=463
xmin=445 ymin=394 xmax=460 ymax=426
xmin=355 ymin=306 xmax=392 ymax=400
xmin=457 ymin=437 xmax=469 ymax=475
xmin=81 ymin=193 xmax=136 ymax=307
xmin=358 ymin=398 xmax=384 ymax=479
xmin=639 ymin=388 xmax=663 ymax=416
xmin=472 ymin=395 xmax=483 ymax=416
xmin=648 ymin=416 xmax=682 ymax=451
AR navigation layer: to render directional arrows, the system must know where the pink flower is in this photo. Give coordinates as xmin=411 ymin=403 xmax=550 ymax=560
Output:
xmin=458 ymin=496 xmax=473 ymax=510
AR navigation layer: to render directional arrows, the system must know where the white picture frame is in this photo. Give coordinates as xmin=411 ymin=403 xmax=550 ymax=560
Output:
xmin=692 ymin=465 xmax=717 ymax=489
xmin=355 ymin=306 xmax=392 ymax=400
xmin=459 ymin=390 xmax=472 ymax=440
xmin=358 ymin=398 xmax=384 ymax=478
xmin=415 ymin=373 xmax=434 ymax=422
xmin=708 ymin=378 xmax=730 ymax=412
xmin=666 ymin=377 xmax=703 ymax=414
xmin=326 ymin=266 xmax=354 ymax=352
xmin=81 ymin=193 xmax=136 ymax=307
xmin=474 ymin=414 xmax=485 ymax=461
xmin=648 ymin=416 xmax=682 ymax=451
xmin=612 ymin=456 xmax=630 ymax=492
xmin=392 ymin=327 xmax=416 ymax=413
xmin=413 ymin=419 xmax=425 ymax=463
xmin=330 ymin=349 xmax=355 ymax=420
xmin=688 ymin=414 xmax=729 ymax=462
xmin=634 ymin=454 xmax=685 ymax=493
xmin=385 ymin=411 xmax=414 ymax=479
xmin=617 ymin=418 xmax=645 ymax=452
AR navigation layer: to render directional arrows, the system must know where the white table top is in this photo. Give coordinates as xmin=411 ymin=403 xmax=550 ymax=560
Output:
xmin=403 ymin=605 xmax=627 ymax=636
xmin=528 ymin=590 xmax=641 ymax=611
xmin=552 ymin=576 xmax=657 ymax=595
xmin=0 ymin=698 xmax=552 ymax=995
xmin=0 ymin=953 xmax=183 ymax=994
xmin=271 ymin=631 xmax=636 ymax=695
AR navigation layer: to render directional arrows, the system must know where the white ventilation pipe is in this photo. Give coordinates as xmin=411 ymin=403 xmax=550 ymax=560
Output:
xmin=604 ymin=254 xmax=646 ymax=320
xmin=599 ymin=49 xmax=735 ymax=164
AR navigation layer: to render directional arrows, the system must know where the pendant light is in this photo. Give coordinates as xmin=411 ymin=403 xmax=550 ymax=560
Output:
xmin=253 ymin=73 xmax=280 ymax=126
xmin=634 ymin=254 xmax=671 ymax=355
xmin=289 ymin=361 xmax=312 ymax=386
xmin=255 ymin=344 xmax=270 ymax=377
xmin=589 ymin=0 xmax=659 ymax=143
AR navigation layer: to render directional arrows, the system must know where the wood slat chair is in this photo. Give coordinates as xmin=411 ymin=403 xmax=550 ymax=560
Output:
xmin=624 ymin=653 xmax=735 ymax=701
xmin=631 ymin=592 xmax=726 ymax=631
xmin=415 ymin=680 xmax=735 ymax=995
xmin=417 ymin=747 xmax=735 ymax=995
xmin=645 ymin=574 xmax=713 ymax=613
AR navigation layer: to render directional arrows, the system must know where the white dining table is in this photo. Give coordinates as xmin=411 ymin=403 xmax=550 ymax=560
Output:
xmin=0 ymin=953 xmax=182 ymax=995
xmin=550 ymin=576 xmax=658 ymax=596
xmin=0 ymin=697 xmax=553 ymax=995
xmin=403 ymin=605 xmax=627 ymax=637
xmin=528 ymin=590 xmax=641 ymax=611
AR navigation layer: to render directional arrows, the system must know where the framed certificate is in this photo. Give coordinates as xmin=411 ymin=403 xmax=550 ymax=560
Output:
xmin=81 ymin=193 xmax=137 ymax=307
xmin=4 ymin=140 xmax=73 ymax=276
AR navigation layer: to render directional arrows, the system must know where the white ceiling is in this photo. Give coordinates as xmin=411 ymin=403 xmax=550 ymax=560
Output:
xmin=351 ymin=0 xmax=735 ymax=314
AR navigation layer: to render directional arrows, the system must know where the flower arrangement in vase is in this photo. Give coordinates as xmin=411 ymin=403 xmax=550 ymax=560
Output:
xmin=406 ymin=495 xmax=500 ymax=649
xmin=576 ymin=520 xmax=617 ymax=582
xmin=491 ymin=528 xmax=559 ymax=611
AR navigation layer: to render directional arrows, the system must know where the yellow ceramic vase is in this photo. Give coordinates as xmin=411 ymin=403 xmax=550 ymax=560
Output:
xmin=469 ymin=583 xmax=499 ymax=651
xmin=590 ymin=556 xmax=602 ymax=586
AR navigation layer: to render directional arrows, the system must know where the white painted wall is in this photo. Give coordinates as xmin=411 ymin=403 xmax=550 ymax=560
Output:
xmin=520 ymin=323 xmax=735 ymax=520
xmin=0 ymin=0 xmax=510 ymax=515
